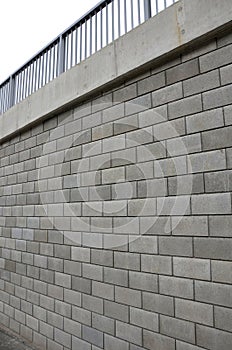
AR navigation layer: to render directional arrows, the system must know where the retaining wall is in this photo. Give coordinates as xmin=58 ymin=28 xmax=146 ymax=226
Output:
xmin=0 ymin=1 xmax=232 ymax=349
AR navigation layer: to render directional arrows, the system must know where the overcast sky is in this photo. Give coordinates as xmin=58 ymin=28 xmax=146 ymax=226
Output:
xmin=0 ymin=0 xmax=99 ymax=83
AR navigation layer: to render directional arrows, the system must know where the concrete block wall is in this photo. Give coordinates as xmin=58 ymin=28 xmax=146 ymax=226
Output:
xmin=0 ymin=26 xmax=232 ymax=350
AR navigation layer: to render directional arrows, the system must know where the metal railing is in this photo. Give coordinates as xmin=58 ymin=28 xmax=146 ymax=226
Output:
xmin=0 ymin=0 xmax=177 ymax=115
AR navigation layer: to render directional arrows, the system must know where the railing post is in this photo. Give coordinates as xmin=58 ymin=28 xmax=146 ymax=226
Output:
xmin=9 ymin=75 xmax=16 ymax=108
xmin=58 ymin=35 xmax=65 ymax=76
xmin=144 ymin=0 xmax=152 ymax=20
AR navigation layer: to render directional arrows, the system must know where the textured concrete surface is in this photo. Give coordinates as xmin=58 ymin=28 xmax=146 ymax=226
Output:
xmin=0 ymin=329 xmax=34 ymax=350
xmin=1 ymin=0 xmax=232 ymax=142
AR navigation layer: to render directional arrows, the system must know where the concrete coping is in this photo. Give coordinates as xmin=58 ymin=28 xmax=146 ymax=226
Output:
xmin=0 ymin=0 xmax=232 ymax=143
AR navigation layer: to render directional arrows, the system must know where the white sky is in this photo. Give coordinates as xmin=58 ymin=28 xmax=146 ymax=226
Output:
xmin=0 ymin=0 xmax=99 ymax=83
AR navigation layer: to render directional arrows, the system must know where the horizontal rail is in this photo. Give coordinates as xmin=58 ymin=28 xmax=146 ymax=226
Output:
xmin=0 ymin=0 xmax=177 ymax=115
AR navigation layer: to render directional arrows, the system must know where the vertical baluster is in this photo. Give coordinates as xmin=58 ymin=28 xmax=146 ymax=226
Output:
xmin=118 ymin=0 xmax=121 ymax=36
xmin=90 ymin=17 xmax=93 ymax=55
xmin=112 ymin=0 xmax=115 ymax=40
xmin=85 ymin=19 xmax=88 ymax=59
xmin=144 ymin=0 xmax=151 ymax=20
xmin=106 ymin=4 xmax=109 ymax=45
xmin=95 ymin=11 xmax=98 ymax=52
xmin=138 ymin=0 xmax=141 ymax=24
xmin=131 ymin=0 xmax=134 ymax=29
xmin=124 ymin=0 xmax=127 ymax=33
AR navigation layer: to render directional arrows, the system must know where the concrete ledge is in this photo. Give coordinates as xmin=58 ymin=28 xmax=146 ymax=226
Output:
xmin=1 ymin=0 xmax=232 ymax=142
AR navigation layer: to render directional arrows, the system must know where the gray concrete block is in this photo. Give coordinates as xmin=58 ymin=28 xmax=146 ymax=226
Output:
xmin=160 ymin=276 xmax=194 ymax=299
xmin=192 ymin=193 xmax=231 ymax=214
xmin=186 ymin=108 xmax=224 ymax=133
xmin=130 ymin=307 xmax=158 ymax=332
xmin=72 ymin=277 xmax=91 ymax=294
xmin=173 ymin=257 xmax=210 ymax=280
xmin=209 ymin=215 xmax=232 ymax=237
xmin=115 ymin=286 xmax=141 ymax=307
xmin=104 ymin=300 xmax=129 ymax=322
xmin=212 ymin=261 xmax=232 ymax=284
xmin=195 ymin=281 xmax=232 ymax=308
xmin=195 ymin=237 xmax=232 ymax=260
xmin=114 ymin=252 xmax=140 ymax=271
xmin=143 ymin=330 xmax=175 ymax=350
xmin=129 ymin=271 xmax=158 ymax=292
xmin=83 ymin=325 xmax=104 ymax=348
xmin=196 ymin=324 xmax=232 ymax=350
xmin=203 ymin=85 xmax=232 ymax=109
xmin=141 ymin=255 xmax=172 ymax=275
xmin=92 ymin=281 xmax=114 ymax=301
xmin=125 ymin=94 xmax=151 ymax=116
xmin=104 ymin=267 xmax=128 ymax=287
xmin=116 ymin=321 xmax=142 ymax=346
xmin=188 ymin=150 xmax=226 ymax=174
xmin=215 ymin=306 xmax=232 ymax=332
xmin=129 ymin=236 xmax=157 ymax=254
xmin=175 ymin=298 xmax=213 ymax=325
xmin=92 ymin=313 xmax=115 ymax=336
xmin=204 ymin=170 xmax=231 ymax=193
xmin=138 ymin=71 xmax=165 ymax=94
xmin=168 ymin=174 xmax=204 ymax=195
xmin=167 ymin=59 xmax=199 ymax=85
xmin=152 ymin=82 xmax=183 ymax=107
xmin=160 ymin=315 xmax=195 ymax=344
xmin=168 ymin=95 xmax=202 ymax=120
xmin=200 ymin=44 xmax=232 ymax=72
xmin=202 ymin=126 xmax=232 ymax=151
xmin=184 ymin=70 xmax=220 ymax=96
xmin=138 ymin=105 xmax=168 ymax=128
xmin=159 ymin=237 xmax=193 ymax=256
xmin=104 ymin=334 xmax=129 ymax=350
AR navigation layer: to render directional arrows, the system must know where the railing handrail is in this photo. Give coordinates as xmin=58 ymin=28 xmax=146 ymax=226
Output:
xmin=0 ymin=0 xmax=177 ymax=115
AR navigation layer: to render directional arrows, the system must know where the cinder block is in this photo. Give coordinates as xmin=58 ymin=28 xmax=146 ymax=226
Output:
xmin=196 ymin=324 xmax=232 ymax=350
xmin=125 ymin=94 xmax=151 ymax=116
xmin=130 ymin=307 xmax=158 ymax=332
xmin=215 ymin=306 xmax=232 ymax=332
xmin=111 ymin=148 xmax=136 ymax=167
xmin=138 ymin=178 xmax=167 ymax=198
xmin=194 ymin=237 xmax=232 ymax=260
xmin=141 ymin=255 xmax=172 ymax=275
xmin=104 ymin=300 xmax=129 ymax=322
xmin=72 ymin=306 xmax=91 ymax=326
xmin=188 ymin=150 xmax=226 ymax=174
xmin=92 ymin=123 xmax=113 ymax=141
xmin=91 ymin=249 xmax=113 ymax=267
xmin=116 ymin=321 xmax=142 ymax=346
xmin=72 ymin=277 xmax=91 ymax=294
xmin=160 ymin=276 xmax=194 ymax=299
xmin=128 ymin=198 xmax=156 ymax=216
xmin=202 ymin=126 xmax=232 ymax=151
xmin=195 ymin=281 xmax=232 ymax=307
xmin=129 ymin=271 xmax=158 ymax=292
xmin=126 ymin=127 xmax=153 ymax=147
xmin=71 ymin=247 xmax=90 ymax=262
xmin=212 ymin=261 xmax=232 ymax=283
xmin=92 ymin=313 xmax=115 ymax=336
xmin=183 ymin=70 xmax=220 ymax=96
xmin=126 ymin=162 xmax=153 ymax=181
xmin=203 ymin=85 xmax=232 ymax=109
xmin=92 ymin=281 xmax=114 ymax=301
xmin=115 ymin=286 xmax=141 ymax=307
xmin=159 ymin=237 xmax=193 ymax=256
xmin=152 ymin=82 xmax=183 ymax=107
xmin=103 ymin=134 xmax=126 ymax=153
xmin=114 ymin=114 xmax=139 ymax=135
xmin=102 ymin=167 xmax=125 ymax=184
xmin=104 ymin=334 xmax=129 ymax=350
xmin=168 ymin=174 xmax=204 ymax=195
xmin=209 ymin=215 xmax=232 ymax=237
xmin=167 ymin=59 xmax=199 ymax=85
xmin=143 ymin=330 xmax=175 ymax=350
xmin=138 ymin=105 xmax=168 ymax=128
xmin=72 ymin=336 xmax=91 ymax=350
xmin=137 ymin=142 xmax=166 ymax=163
xmin=160 ymin=315 xmax=195 ymax=344
xmin=104 ymin=267 xmax=128 ymax=287
xmin=154 ymin=156 xmax=187 ymax=178
xmin=192 ymin=192 xmax=231 ymax=214
xmin=55 ymin=272 xmax=71 ymax=288
xmin=82 ymin=263 xmax=103 ymax=282
xmin=83 ymin=325 xmax=104 ymax=348
xmin=114 ymin=252 xmax=140 ymax=271
xmin=168 ymin=95 xmax=202 ymax=120
xmin=199 ymin=44 xmax=232 ymax=72
xmin=157 ymin=195 xmax=190 ymax=216
xmin=173 ymin=257 xmax=210 ymax=280
xmin=204 ymin=170 xmax=231 ymax=193
xmin=138 ymin=71 xmax=165 ymax=94
xmin=103 ymin=103 xmax=125 ymax=123
xmin=175 ymin=299 xmax=213 ymax=325
xmin=187 ymin=109 xmax=224 ymax=134
xmin=129 ymin=236 xmax=157 ymax=254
